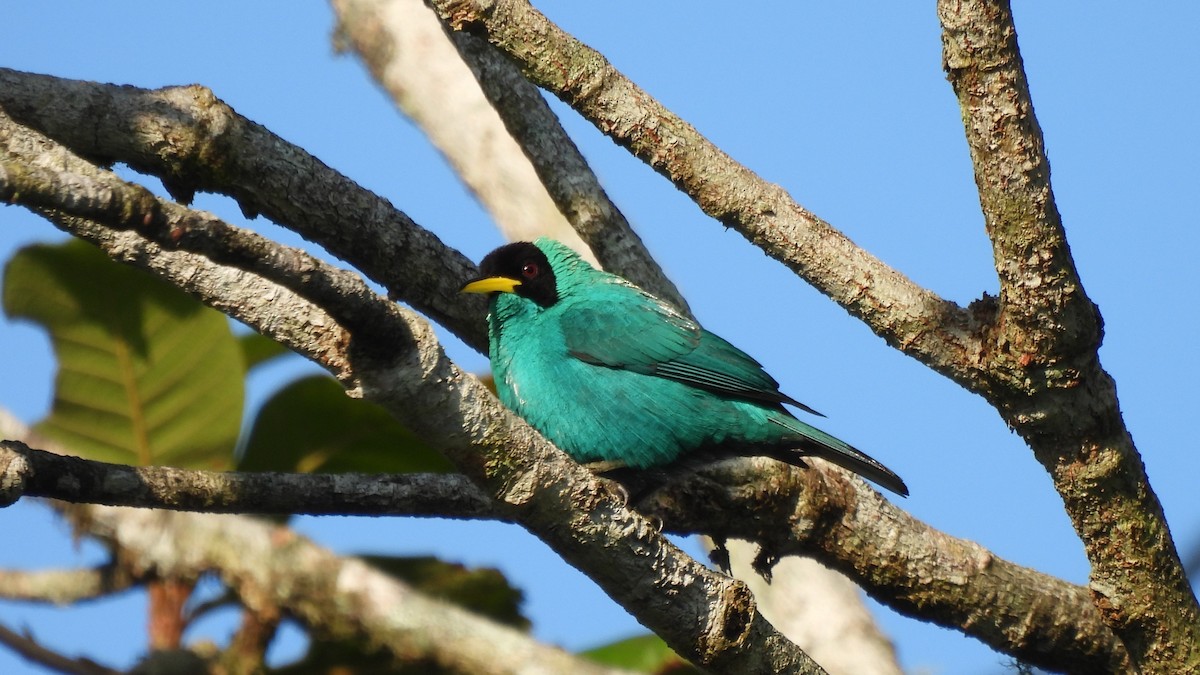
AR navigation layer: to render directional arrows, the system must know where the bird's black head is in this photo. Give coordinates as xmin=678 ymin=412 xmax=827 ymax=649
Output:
xmin=460 ymin=241 xmax=559 ymax=308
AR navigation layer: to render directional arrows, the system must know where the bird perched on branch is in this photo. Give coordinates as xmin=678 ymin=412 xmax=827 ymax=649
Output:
xmin=461 ymin=237 xmax=907 ymax=497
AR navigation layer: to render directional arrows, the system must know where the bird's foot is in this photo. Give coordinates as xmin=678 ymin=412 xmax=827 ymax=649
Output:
xmin=708 ymin=536 xmax=732 ymax=576
xmin=752 ymin=546 xmax=780 ymax=583
xmin=607 ymin=480 xmax=630 ymax=509
xmin=582 ymin=459 xmax=630 ymax=474
xmin=644 ymin=513 xmax=664 ymax=534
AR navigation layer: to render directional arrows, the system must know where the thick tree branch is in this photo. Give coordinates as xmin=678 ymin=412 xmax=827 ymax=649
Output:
xmin=0 ymin=133 xmax=417 ymax=367
xmin=653 ymin=459 xmax=1130 ymax=674
xmin=424 ymin=0 xmax=985 ymax=389
xmin=0 ymin=129 xmax=400 ymax=350
xmin=0 ymin=439 xmax=1129 ymax=671
xmin=937 ymin=2 xmax=1199 ymax=670
xmin=1 ymin=108 xmax=353 ymax=380
xmin=938 ymin=0 xmax=1096 ymax=348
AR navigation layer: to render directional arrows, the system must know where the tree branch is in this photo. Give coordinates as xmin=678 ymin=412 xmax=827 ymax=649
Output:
xmin=0 ymin=440 xmax=492 ymax=518
xmin=937 ymin=2 xmax=1199 ymax=670
xmin=444 ymin=21 xmax=690 ymax=311
xmin=0 ymin=566 xmax=136 ymax=606
xmin=938 ymin=0 xmax=1095 ymax=346
xmin=0 ymin=66 xmax=489 ymax=353
xmin=0 ymin=434 xmax=619 ymax=675
xmin=0 ymin=109 xmax=360 ymax=384
xmin=61 ymin=504 xmax=631 ymax=675
xmin=424 ymin=0 xmax=985 ymax=388
xmin=331 ymin=0 xmax=690 ymax=313
xmin=0 ymin=129 xmax=401 ymax=350
xmin=0 ymin=623 xmax=119 ymax=675
xmin=330 ymin=0 xmax=597 ymax=262
xmin=220 ymin=606 xmax=280 ymax=675
xmin=0 ymin=438 xmax=1129 ymax=671
xmin=652 ymin=459 xmax=1130 ymax=674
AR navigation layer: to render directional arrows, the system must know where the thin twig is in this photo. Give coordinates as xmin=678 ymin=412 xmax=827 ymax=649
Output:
xmin=0 ymin=440 xmax=494 ymax=518
xmin=444 ymin=28 xmax=690 ymax=312
xmin=0 ymin=623 xmax=120 ymax=675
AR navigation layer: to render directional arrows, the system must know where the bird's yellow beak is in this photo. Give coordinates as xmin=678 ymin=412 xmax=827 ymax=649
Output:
xmin=460 ymin=276 xmax=522 ymax=294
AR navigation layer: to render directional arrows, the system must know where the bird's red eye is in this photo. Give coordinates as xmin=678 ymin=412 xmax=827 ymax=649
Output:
xmin=521 ymin=262 xmax=539 ymax=279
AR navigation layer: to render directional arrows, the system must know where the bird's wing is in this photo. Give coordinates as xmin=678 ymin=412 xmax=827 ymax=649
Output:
xmin=561 ymin=282 xmax=821 ymax=414
xmin=657 ymin=330 xmax=821 ymax=413
xmin=561 ymin=282 xmax=702 ymax=371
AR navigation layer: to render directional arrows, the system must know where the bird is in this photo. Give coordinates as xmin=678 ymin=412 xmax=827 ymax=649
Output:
xmin=460 ymin=237 xmax=908 ymax=497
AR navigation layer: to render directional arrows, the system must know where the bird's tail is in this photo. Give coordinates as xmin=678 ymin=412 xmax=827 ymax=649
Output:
xmin=769 ymin=418 xmax=909 ymax=497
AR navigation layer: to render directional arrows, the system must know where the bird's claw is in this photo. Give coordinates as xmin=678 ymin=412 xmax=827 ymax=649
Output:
xmin=645 ymin=514 xmax=664 ymax=534
xmin=708 ymin=536 xmax=732 ymax=576
xmin=610 ymin=481 xmax=630 ymax=508
xmin=583 ymin=459 xmax=631 ymax=475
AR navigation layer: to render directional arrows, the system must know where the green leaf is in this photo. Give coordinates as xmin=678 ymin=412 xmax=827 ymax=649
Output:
xmin=2 ymin=240 xmax=243 ymax=468
xmin=238 ymin=331 xmax=291 ymax=371
xmin=238 ymin=374 xmax=454 ymax=474
xmin=581 ymin=633 xmax=700 ymax=673
xmin=360 ymin=555 xmax=529 ymax=630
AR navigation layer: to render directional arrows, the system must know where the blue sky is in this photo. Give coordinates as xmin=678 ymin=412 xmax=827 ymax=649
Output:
xmin=1 ymin=3 xmax=1197 ymax=673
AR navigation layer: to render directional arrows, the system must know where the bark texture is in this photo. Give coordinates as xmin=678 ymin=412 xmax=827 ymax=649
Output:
xmin=937 ymin=1 xmax=1200 ymax=670
xmin=0 ymin=438 xmax=1130 ymax=672
xmin=72 ymin=505 xmax=631 ymax=675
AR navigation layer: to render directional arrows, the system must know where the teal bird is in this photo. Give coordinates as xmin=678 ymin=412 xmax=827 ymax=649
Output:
xmin=461 ymin=238 xmax=908 ymax=497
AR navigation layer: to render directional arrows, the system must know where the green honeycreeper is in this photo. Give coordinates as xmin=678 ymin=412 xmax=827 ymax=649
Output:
xmin=461 ymin=238 xmax=908 ymax=497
